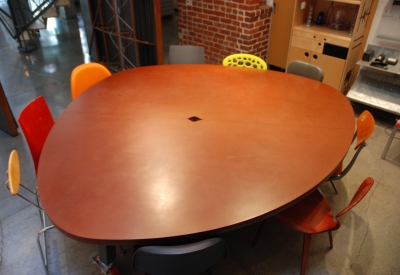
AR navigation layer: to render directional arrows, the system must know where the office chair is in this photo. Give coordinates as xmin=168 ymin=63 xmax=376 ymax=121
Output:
xmin=287 ymin=60 xmax=324 ymax=82
xmin=381 ymin=119 xmax=400 ymax=159
xmin=222 ymin=53 xmax=267 ymax=70
xmin=169 ymin=45 xmax=205 ymax=64
xmin=253 ymin=177 xmax=374 ymax=275
xmin=70 ymin=62 xmax=111 ymax=100
xmin=132 ymin=237 xmax=228 ymax=275
xmin=18 ymin=95 xmax=54 ymax=175
xmin=328 ymin=110 xmax=375 ymax=193
xmin=5 ymin=150 xmax=55 ymax=271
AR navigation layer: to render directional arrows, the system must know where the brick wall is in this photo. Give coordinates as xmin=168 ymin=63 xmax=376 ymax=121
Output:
xmin=177 ymin=0 xmax=272 ymax=64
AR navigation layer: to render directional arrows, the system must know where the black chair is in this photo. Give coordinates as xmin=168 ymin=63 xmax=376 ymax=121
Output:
xmin=132 ymin=237 xmax=228 ymax=275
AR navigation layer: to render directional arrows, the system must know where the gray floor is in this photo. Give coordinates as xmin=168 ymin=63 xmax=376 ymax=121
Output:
xmin=1 ymin=3 xmax=400 ymax=275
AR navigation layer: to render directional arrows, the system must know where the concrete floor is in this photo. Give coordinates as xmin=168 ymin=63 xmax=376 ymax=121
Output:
xmin=0 ymin=3 xmax=400 ymax=275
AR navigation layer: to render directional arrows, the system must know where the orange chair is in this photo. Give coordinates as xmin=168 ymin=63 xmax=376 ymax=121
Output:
xmin=222 ymin=53 xmax=267 ymax=70
xmin=70 ymin=62 xmax=111 ymax=100
xmin=254 ymin=177 xmax=374 ymax=275
xmin=18 ymin=95 xmax=54 ymax=175
xmin=328 ymin=110 xmax=375 ymax=193
xmin=5 ymin=150 xmax=55 ymax=269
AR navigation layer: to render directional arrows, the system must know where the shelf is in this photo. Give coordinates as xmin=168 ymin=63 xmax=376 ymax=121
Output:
xmin=357 ymin=45 xmax=400 ymax=76
xmin=347 ymin=74 xmax=400 ymax=116
xmin=294 ymin=25 xmax=352 ymax=42
xmin=322 ymin=0 xmax=361 ymax=5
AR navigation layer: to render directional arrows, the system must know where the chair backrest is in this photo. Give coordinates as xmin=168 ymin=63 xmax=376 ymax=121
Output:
xmin=287 ymin=60 xmax=324 ymax=82
xmin=222 ymin=53 xmax=267 ymax=70
xmin=18 ymin=96 xmax=54 ymax=175
xmin=7 ymin=150 xmax=20 ymax=196
xmin=70 ymin=62 xmax=111 ymax=100
xmin=169 ymin=45 xmax=205 ymax=64
xmin=335 ymin=177 xmax=374 ymax=225
xmin=355 ymin=110 xmax=375 ymax=150
xmin=132 ymin=237 xmax=228 ymax=275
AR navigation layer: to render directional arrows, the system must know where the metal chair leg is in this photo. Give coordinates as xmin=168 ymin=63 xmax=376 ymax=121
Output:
xmin=381 ymin=123 xmax=399 ymax=159
xmin=37 ymin=224 xmax=55 ymax=272
xmin=330 ymin=181 xmax=338 ymax=194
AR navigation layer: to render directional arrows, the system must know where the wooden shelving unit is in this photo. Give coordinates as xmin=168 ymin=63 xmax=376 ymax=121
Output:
xmin=285 ymin=0 xmax=376 ymax=93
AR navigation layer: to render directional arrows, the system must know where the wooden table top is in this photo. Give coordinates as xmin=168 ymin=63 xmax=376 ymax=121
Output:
xmin=38 ymin=65 xmax=355 ymax=245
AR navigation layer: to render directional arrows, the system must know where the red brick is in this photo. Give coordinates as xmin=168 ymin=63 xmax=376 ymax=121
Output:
xmin=219 ymin=29 xmax=231 ymax=35
xmin=209 ymin=16 xmax=220 ymax=22
xmin=221 ymin=18 xmax=232 ymax=24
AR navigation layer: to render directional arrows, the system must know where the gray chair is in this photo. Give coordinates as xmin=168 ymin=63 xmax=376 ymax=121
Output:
xmin=169 ymin=45 xmax=205 ymax=64
xmin=132 ymin=237 xmax=228 ymax=275
xmin=287 ymin=60 xmax=324 ymax=82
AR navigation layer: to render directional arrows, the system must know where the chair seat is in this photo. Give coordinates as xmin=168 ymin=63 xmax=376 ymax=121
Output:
xmin=275 ymin=190 xmax=338 ymax=234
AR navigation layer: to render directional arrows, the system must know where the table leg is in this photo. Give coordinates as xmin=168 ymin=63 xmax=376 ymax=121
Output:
xmin=98 ymin=245 xmax=116 ymax=265
xmin=90 ymin=246 xmax=119 ymax=274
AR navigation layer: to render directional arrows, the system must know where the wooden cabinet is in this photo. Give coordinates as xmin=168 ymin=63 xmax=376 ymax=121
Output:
xmin=267 ymin=0 xmax=296 ymax=69
xmin=286 ymin=0 xmax=376 ymax=93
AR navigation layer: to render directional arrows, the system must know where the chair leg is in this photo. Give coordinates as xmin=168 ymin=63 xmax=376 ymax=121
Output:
xmin=251 ymin=219 xmax=269 ymax=247
xmin=300 ymin=234 xmax=312 ymax=275
xmin=381 ymin=123 xmax=398 ymax=159
xmin=330 ymin=181 xmax=338 ymax=194
xmin=328 ymin=231 xmax=333 ymax=248
xmin=37 ymin=224 xmax=55 ymax=272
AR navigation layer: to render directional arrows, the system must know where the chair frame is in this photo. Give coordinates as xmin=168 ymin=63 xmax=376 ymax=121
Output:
xmin=328 ymin=110 xmax=375 ymax=194
xmin=381 ymin=119 xmax=400 ymax=159
xmin=5 ymin=150 xmax=55 ymax=272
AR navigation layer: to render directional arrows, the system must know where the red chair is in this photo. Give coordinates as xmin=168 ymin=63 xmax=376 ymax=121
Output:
xmin=381 ymin=119 xmax=400 ymax=159
xmin=273 ymin=177 xmax=374 ymax=275
xmin=328 ymin=110 xmax=375 ymax=193
xmin=18 ymin=95 xmax=54 ymax=175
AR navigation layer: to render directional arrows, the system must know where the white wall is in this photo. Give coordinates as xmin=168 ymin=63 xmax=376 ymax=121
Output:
xmin=367 ymin=0 xmax=400 ymax=49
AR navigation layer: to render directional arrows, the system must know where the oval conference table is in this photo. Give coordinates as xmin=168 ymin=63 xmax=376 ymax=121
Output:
xmin=38 ymin=64 xmax=355 ymax=267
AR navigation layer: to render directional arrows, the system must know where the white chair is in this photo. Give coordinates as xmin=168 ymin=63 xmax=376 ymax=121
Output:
xmin=169 ymin=45 xmax=205 ymax=64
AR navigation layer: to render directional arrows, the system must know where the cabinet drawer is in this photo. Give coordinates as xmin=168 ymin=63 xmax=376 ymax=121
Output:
xmin=292 ymin=29 xmax=350 ymax=48
xmin=291 ymin=35 xmax=323 ymax=53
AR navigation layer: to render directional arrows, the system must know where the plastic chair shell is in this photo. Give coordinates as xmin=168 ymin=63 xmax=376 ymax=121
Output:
xmin=132 ymin=237 xmax=228 ymax=275
xmin=169 ymin=45 xmax=205 ymax=64
xmin=355 ymin=110 xmax=375 ymax=149
xmin=18 ymin=95 xmax=54 ymax=175
xmin=287 ymin=60 xmax=324 ymax=82
xmin=70 ymin=62 xmax=111 ymax=100
xmin=7 ymin=150 xmax=20 ymax=195
xmin=222 ymin=53 xmax=267 ymax=70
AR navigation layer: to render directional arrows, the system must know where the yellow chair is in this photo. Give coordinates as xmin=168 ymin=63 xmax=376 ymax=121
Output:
xmin=5 ymin=150 xmax=55 ymax=270
xmin=70 ymin=62 xmax=111 ymax=100
xmin=222 ymin=53 xmax=267 ymax=70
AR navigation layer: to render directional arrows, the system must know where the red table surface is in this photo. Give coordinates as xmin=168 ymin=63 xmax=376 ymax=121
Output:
xmin=38 ymin=65 xmax=355 ymax=245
